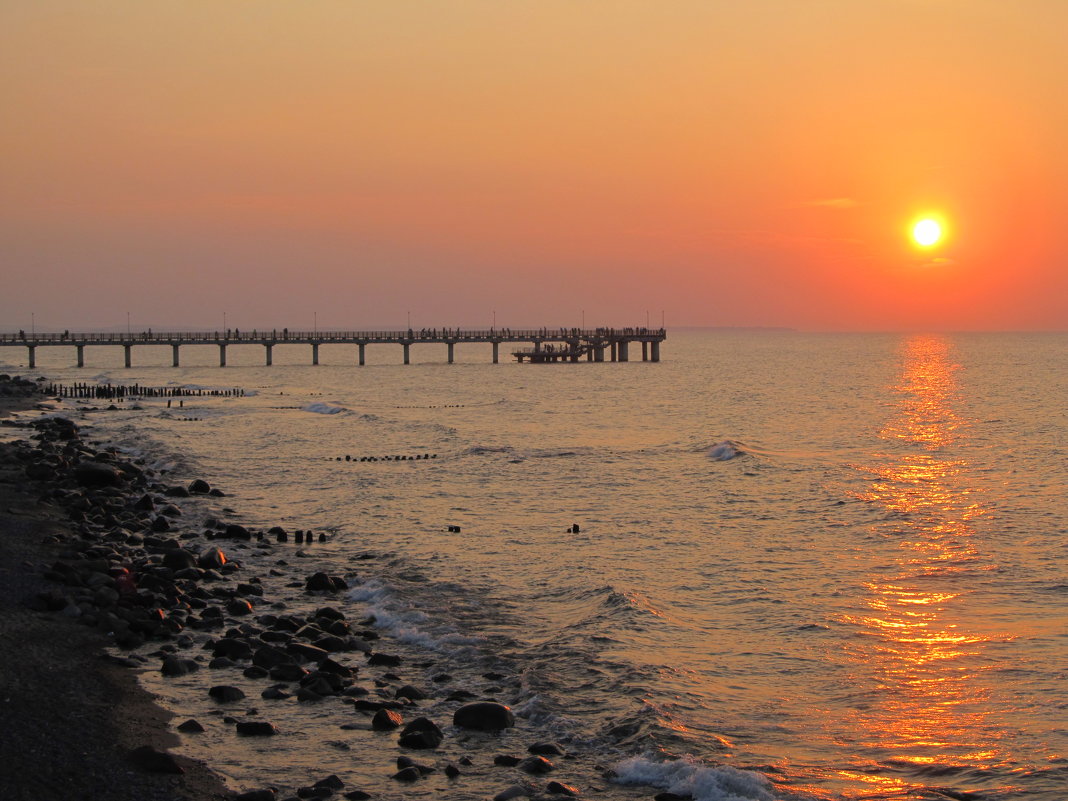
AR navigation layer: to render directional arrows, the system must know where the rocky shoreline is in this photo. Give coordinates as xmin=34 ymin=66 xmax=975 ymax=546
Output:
xmin=0 ymin=379 xmax=659 ymax=801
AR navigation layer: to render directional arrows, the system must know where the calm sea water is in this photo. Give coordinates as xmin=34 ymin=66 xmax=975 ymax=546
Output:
xmin=9 ymin=331 xmax=1068 ymax=799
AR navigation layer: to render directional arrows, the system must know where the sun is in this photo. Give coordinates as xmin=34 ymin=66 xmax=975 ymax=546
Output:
xmin=912 ymin=218 xmax=942 ymax=247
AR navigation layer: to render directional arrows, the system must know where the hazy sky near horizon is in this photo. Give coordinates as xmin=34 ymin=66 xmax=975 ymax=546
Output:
xmin=3 ymin=1 xmax=1067 ymax=331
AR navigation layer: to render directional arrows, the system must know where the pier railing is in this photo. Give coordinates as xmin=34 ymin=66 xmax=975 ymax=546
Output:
xmin=0 ymin=327 xmax=665 ymax=367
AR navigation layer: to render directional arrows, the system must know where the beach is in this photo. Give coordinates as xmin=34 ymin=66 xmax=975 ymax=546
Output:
xmin=0 ymin=377 xmax=640 ymax=801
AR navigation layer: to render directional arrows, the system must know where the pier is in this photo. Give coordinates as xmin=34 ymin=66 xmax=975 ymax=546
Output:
xmin=0 ymin=327 xmax=665 ymax=368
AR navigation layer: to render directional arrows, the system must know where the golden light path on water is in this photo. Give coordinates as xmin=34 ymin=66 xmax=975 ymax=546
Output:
xmin=836 ymin=335 xmax=1011 ymax=798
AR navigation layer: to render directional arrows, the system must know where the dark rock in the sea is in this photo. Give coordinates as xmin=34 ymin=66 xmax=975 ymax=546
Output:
xmin=228 ymin=598 xmax=254 ymax=616
xmin=75 ymin=461 xmax=122 ymax=487
xmin=261 ymin=686 xmax=291 ymax=700
xmin=494 ymin=755 xmax=522 ymax=767
xmin=269 ymin=663 xmax=309 ymax=682
xmin=209 ymin=488 xmax=226 ymax=497
xmin=236 ymin=721 xmax=278 ymax=736
xmin=519 ymin=756 xmax=554 ymax=774
xmin=314 ymin=775 xmax=345 ymax=791
xmin=445 ymin=763 xmax=461 ymax=778
xmin=128 ymin=745 xmax=184 ymax=774
xmin=371 ymin=708 xmax=403 ymax=730
xmin=161 ymin=655 xmax=199 ymax=676
xmin=395 ymin=684 xmax=427 ymax=701
xmin=446 ymin=689 xmax=477 ymax=702
xmin=213 ymin=636 xmax=253 ymax=660
xmin=459 ymin=756 xmax=474 ymax=766
xmin=253 ymin=644 xmax=293 ymax=669
xmin=209 ymin=685 xmax=247 ymax=702
xmin=165 ymin=485 xmax=191 ymax=497
xmin=224 ymin=524 xmax=252 ymax=540
xmin=296 ymin=687 xmax=323 ymax=703
xmin=151 ymin=515 xmax=171 ymax=532
xmin=398 ymin=717 xmax=443 ymax=749
xmin=244 ymin=666 xmax=269 ymax=679
xmin=199 ymin=547 xmax=227 ymax=569
xmin=235 ymin=790 xmax=277 ymax=801
xmin=288 ymin=641 xmax=329 ymax=662
xmin=188 ymin=478 xmax=211 ymax=494
xmin=367 ymin=652 xmax=401 ymax=667
xmin=162 ymin=548 xmax=197 ymax=570
xmin=653 ymin=794 xmax=692 ymax=801
xmin=546 ymin=781 xmax=580 ymax=796
xmin=343 ymin=792 xmax=371 ymax=801
xmin=529 ymin=742 xmax=566 ymax=756
xmin=392 ymin=766 xmax=422 ymax=782
xmin=493 ymin=785 xmax=531 ymax=801
xmin=177 ymin=719 xmax=205 ymax=733
xmin=305 ymin=572 xmax=348 ymax=593
xmin=454 ymin=701 xmax=516 ymax=731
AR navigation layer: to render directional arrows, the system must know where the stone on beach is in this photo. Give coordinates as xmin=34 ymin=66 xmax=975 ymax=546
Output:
xmin=177 ymin=718 xmax=205 ymax=733
xmin=236 ymin=721 xmax=279 ymax=736
xmin=74 ymin=461 xmax=122 ymax=487
xmin=208 ymin=685 xmax=246 ymax=702
xmin=372 ymin=708 xmax=403 ymax=730
xmin=161 ymin=655 xmax=200 ymax=676
xmin=235 ymin=790 xmax=277 ymax=801
xmin=454 ymin=701 xmax=516 ymax=730
xmin=519 ymin=755 xmax=554 ymax=774
xmin=398 ymin=716 xmax=444 ymax=749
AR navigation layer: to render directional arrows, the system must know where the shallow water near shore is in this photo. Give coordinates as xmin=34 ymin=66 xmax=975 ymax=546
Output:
xmin=7 ymin=330 xmax=1068 ymax=799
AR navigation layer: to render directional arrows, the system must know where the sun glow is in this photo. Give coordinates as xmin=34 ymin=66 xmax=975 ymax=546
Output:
xmin=912 ymin=218 xmax=943 ymax=247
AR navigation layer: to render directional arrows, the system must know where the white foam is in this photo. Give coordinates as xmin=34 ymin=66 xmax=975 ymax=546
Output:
xmin=613 ymin=756 xmax=778 ymax=801
xmin=708 ymin=441 xmax=740 ymax=461
xmin=348 ymin=578 xmax=480 ymax=652
xmin=302 ymin=402 xmax=347 ymax=415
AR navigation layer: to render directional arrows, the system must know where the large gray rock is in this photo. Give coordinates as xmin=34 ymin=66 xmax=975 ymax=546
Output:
xmin=75 ymin=461 xmax=122 ymax=487
xmin=453 ymin=701 xmax=516 ymax=731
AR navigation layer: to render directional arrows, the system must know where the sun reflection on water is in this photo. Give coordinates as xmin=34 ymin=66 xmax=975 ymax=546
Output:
xmin=838 ymin=335 xmax=1011 ymax=796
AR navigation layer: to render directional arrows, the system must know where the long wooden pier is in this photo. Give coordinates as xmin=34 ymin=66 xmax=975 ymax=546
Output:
xmin=0 ymin=327 xmax=665 ymax=368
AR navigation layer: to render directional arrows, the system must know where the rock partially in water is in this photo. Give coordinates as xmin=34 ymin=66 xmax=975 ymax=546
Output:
xmin=454 ymin=701 xmax=516 ymax=731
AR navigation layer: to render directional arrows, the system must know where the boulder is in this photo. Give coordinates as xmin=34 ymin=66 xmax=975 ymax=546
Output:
xmin=518 ymin=756 xmax=554 ymax=775
xmin=453 ymin=701 xmax=516 ymax=731
xmin=161 ymin=656 xmax=199 ymax=676
xmin=371 ymin=708 xmax=403 ymax=730
xmin=209 ymin=685 xmax=246 ymax=702
xmin=398 ymin=717 xmax=443 ymax=749
xmin=75 ymin=461 xmax=122 ymax=487
xmin=188 ymin=479 xmax=211 ymax=494
xmin=177 ymin=719 xmax=205 ymax=733
xmin=546 ymin=782 xmax=580 ymax=796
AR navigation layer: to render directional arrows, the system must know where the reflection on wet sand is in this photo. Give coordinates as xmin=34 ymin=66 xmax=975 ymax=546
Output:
xmin=840 ymin=336 xmax=1008 ymax=798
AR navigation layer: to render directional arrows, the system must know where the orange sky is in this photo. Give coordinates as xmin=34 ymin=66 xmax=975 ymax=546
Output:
xmin=2 ymin=1 xmax=1067 ymax=331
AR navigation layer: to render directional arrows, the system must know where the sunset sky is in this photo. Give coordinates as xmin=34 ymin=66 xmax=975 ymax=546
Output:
xmin=3 ymin=1 xmax=1067 ymax=332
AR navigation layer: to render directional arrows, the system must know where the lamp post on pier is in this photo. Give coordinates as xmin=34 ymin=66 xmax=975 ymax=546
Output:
xmin=31 ymin=312 xmax=35 ymax=337
xmin=127 ymin=311 xmax=131 ymax=337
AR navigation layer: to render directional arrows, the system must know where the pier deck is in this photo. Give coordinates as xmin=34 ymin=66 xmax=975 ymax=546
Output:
xmin=0 ymin=327 xmax=665 ymax=368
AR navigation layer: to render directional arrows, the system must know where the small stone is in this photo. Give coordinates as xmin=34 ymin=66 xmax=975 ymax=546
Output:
xmin=371 ymin=708 xmax=403 ymax=730
xmin=395 ymin=684 xmax=427 ymax=701
xmin=343 ymin=793 xmax=371 ymax=801
xmin=529 ymin=742 xmax=566 ymax=756
xmin=188 ymin=478 xmax=211 ymax=494
xmin=546 ymin=781 xmax=580 ymax=796
xmin=518 ymin=756 xmax=554 ymax=774
xmin=209 ymin=685 xmax=246 ymax=702
xmin=236 ymin=721 xmax=278 ymax=736
xmin=314 ymin=775 xmax=345 ymax=790
xmin=392 ymin=766 xmax=422 ymax=782
xmin=235 ymin=791 xmax=276 ymax=801
xmin=445 ymin=763 xmax=461 ymax=778
xmin=177 ymin=719 xmax=205 ymax=733
xmin=493 ymin=785 xmax=530 ymax=801
xmin=161 ymin=656 xmax=199 ymax=676
xmin=398 ymin=717 xmax=443 ymax=749
xmin=494 ymin=755 xmax=522 ymax=767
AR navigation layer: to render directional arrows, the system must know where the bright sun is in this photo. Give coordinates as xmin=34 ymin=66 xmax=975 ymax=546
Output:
xmin=912 ymin=218 xmax=942 ymax=247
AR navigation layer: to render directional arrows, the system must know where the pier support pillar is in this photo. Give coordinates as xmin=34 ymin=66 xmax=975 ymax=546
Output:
xmin=594 ymin=346 xmax=604 ymax=362
xmin=312 ymin=343 xmax=319 ymax=366
xmin=403 ymin=343 xmax=410 ymax=365
xmin=447 ymin=342 xmax=454 ymax=364
xmin=587 ymin=347 xmax=593 ymax=361
xmin=124 ymin=344 xmax=132 ymax=368
xmin=610 ymin=342 xmax=617 ymax=362
xmin=219 ymin=344 xmax=227 ymax=367
xmin=76 ymin=345 xmax=84 ymax=368
xmin=618 ymin=341 xmax=629 ymax=362
xmin=492 ymin=341 xmax=499 ymax=364
xmin=27 ymin=345 xmax=35 ymax=369
xmin=358 ymin=343 xmax=366 ymax=366
xmin=642 ymin=341 xmax=648 ymax=361
xmin=265 ymin=343 xmax=273 ymax=366
xmin=651 ymin=341 xmax=660 ymax=362
xmin=172 ymin=344 xmax=180 ymax=367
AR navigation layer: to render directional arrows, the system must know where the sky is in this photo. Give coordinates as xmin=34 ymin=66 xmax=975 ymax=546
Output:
xmin=2 ymin=0 xmax=1067 ymax=332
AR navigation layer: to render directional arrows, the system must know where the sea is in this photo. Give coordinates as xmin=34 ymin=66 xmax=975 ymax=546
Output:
xmin=5 ymin=330 xmax=1067 ymax=800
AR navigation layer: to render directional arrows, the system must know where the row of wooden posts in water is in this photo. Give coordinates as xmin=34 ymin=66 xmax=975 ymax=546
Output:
xmin=44 ymin=383 xmax=245 ymax=400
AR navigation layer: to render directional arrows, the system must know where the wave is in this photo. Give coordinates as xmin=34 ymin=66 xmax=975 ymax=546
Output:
xmin=302 ymin=402 xmax=348 ymax=415
xmin=612 ymin=755 xmax=779 ymax=801
xmin=708 ymin=440 xmax=744 ymax=461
